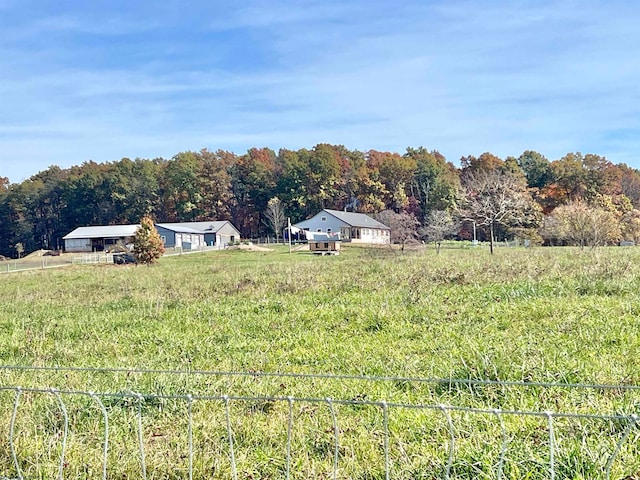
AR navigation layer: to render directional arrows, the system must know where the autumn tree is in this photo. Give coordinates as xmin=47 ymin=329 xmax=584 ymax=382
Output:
xmin=107 ymin=158 xmax=161 ymax=223
xmin=230 ymin=148 xmax=277 ymax=237
xmin=160 ymin=152 xmax=204 ymax=222
xmin=620 ymin=209 xmax=640 ymax=244
xmin=275 ymin=148 xmax=311 ymax=220
xmin=461 ymin=168 xmax=541 ymax=254
xmin=198 ymin=149 xmax=233 ymax=220
xmin=517 ymin=150 xmax=552 ymax=189
xmin=341 ymin=149 xmax=386 ymax=213
xmin=367 ymin=150 xmax=415 ymax=211
xmin=460 ymin=152 xmax=504 ymax=174
xmin=543 ymin=152 xmax=622 ymax=210
xmin=549 ymin=200 xmax=620 ymax=249
xmin=619 ymin=164 xmax=640 ymax=208
xmin=133 ymin=216 xmax=165 ymax=264
xmin=405 ymin=147 xmax=459 ymax=219
xmin=306 ymin=144 xmax=342 ymax=213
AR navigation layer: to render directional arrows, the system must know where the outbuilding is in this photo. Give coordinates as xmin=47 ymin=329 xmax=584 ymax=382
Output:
xmin=155 ymin=224 xmax=206 ymax=250
xmin=155 ymin=221 xmax=240 ymax=247
xmin=62 ymin=225 xmax=139 ymax=253
xmin=63 ymin=219 xmax=241 ymax=253
xmin=307 ymin=232 xmax=341 ymax=255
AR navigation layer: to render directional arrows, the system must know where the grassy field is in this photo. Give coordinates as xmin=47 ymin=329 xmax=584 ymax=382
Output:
xmin=1 ymin=244 xmax=640 ymax=478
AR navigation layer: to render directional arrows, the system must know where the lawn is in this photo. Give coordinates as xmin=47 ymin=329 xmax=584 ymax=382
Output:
xmin=1 ymin=244 xmax=639 ymax=478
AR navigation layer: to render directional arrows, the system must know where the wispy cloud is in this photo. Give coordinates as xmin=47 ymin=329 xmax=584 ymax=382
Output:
xmin=1 ymin=0 xmax=640 ymax=182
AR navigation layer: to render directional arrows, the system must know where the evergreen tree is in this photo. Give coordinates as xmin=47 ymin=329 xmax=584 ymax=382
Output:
xmin=133 ymin=216 xmax=165 ymax=264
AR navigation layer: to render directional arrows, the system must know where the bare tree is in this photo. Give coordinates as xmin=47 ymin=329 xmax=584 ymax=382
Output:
xmin=374 ymin=209 xmax=419 ymax=252
xmin=461 ymin=169 xmax=541 ymax=254
xmin=264 ymin=197 xmax=287 ymax=243
xmin=550 ymin=200 xmax=620 ymax=248
xmin=420 ymin=210 xmax=458 ymax=253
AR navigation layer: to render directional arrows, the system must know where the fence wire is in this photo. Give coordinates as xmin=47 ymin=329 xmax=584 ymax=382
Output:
xmin=1 ymin=367 xmax=640 ymax=479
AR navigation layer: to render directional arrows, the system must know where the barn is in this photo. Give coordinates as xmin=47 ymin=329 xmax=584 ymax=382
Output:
xmin=62 ymin=225 xmax=139 ymax=253
xmin=63 ymin=220 xmax=241 ymax=253
xmin=155 ymin=221 xmax=240 ymax=247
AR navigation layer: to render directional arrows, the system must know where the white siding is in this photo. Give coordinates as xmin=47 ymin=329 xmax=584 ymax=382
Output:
xmin=293 ymin=212 xmax=347 ymax=235
xmin=352 ymin=229 xmax=390 ymax=244
xmin=64 ymin=238 xmax=91 ymax=252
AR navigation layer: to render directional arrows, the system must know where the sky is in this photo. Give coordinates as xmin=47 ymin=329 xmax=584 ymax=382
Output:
xmin=1 ymin=0 xmax=640 ymax=183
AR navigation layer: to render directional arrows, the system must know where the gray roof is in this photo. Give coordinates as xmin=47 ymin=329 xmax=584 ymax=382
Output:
xmin=307 ymin=232 xmax=341 ymax=241
xmin=63 ymin=225 xmax=139 ymax=240
xmin=323 ymin=209 xmax=390 ymax=229
xmin=156 ymin=221 xmax=236 ymax=233
xmin=155 ymin=224 xmax=205 ymax=234
xmin=63 ymin=220 xmax=237 ymax=240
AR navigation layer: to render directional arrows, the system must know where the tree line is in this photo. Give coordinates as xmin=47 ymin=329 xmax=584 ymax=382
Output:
xmin=1 ymin=145 xmax=640 ymax=257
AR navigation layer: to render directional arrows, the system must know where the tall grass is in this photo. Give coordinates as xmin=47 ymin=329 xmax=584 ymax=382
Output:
xmin=1 ymin=245 xmax=640 ymax=478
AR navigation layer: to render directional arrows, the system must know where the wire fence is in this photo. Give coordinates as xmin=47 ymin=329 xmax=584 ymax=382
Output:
xmin=0 ymin=246 xmax=227 ymax=274
xmin=0 ymin=256 xmax=73 ymax=274
xmin=1 ymin=366 xmax=640 ymax=479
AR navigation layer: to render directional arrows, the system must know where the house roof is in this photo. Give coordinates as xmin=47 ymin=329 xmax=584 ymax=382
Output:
xmin=323 ymin=209 xmax=390 ymax=229
xmin=63 ymin=225 xmax=140 ymax=240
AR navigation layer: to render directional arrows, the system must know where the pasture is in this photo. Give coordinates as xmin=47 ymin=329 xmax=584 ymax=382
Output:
xmin=1 ymin=245 xmax=640 ymax=479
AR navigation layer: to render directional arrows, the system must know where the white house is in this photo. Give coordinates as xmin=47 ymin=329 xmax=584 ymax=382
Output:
xmin=293 ymin=209 xmax=390 ymax=244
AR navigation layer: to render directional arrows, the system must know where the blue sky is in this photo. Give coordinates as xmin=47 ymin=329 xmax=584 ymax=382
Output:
xmin=1 ymin=0 xmax=640 ymax=183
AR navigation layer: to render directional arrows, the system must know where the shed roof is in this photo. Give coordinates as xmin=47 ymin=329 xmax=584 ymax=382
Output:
xmin=155 ymin=224 xmax=205 ymax=234
xmin=63 ymin=220 xmax=238 ymax=240
xmin=307 ymin=232 xmax=341 ymax=241
xmin=156 ymin=221 xmax=237 ymax=233
xmin=63 ymin=225 xmax=139 ymax=240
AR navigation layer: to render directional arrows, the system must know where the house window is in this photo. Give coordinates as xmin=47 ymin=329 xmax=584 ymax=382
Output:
xmin=317 ymin=229 xmax=322 ymax=232
xmin=321 ymin=216 xmax=327 ymax=222
xmin=324 ymin=242 xmax=329 ymax=248
xmin=327 ymin=228 xmax=332 ymax=234
xmin=160 ymin=235 xmax=166 ymax=244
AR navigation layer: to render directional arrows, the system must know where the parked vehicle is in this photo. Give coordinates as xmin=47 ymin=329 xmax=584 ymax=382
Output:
xmin=113 ymin=253 xmax=137 ymax=264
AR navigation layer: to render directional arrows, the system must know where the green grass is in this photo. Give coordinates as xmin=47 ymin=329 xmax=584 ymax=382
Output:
xmin=1 ymin=245 xmax=640 ymax=478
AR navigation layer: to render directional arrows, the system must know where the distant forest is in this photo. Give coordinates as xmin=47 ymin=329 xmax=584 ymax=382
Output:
xmin=1 ymin=144 xmax=640 ymax=257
